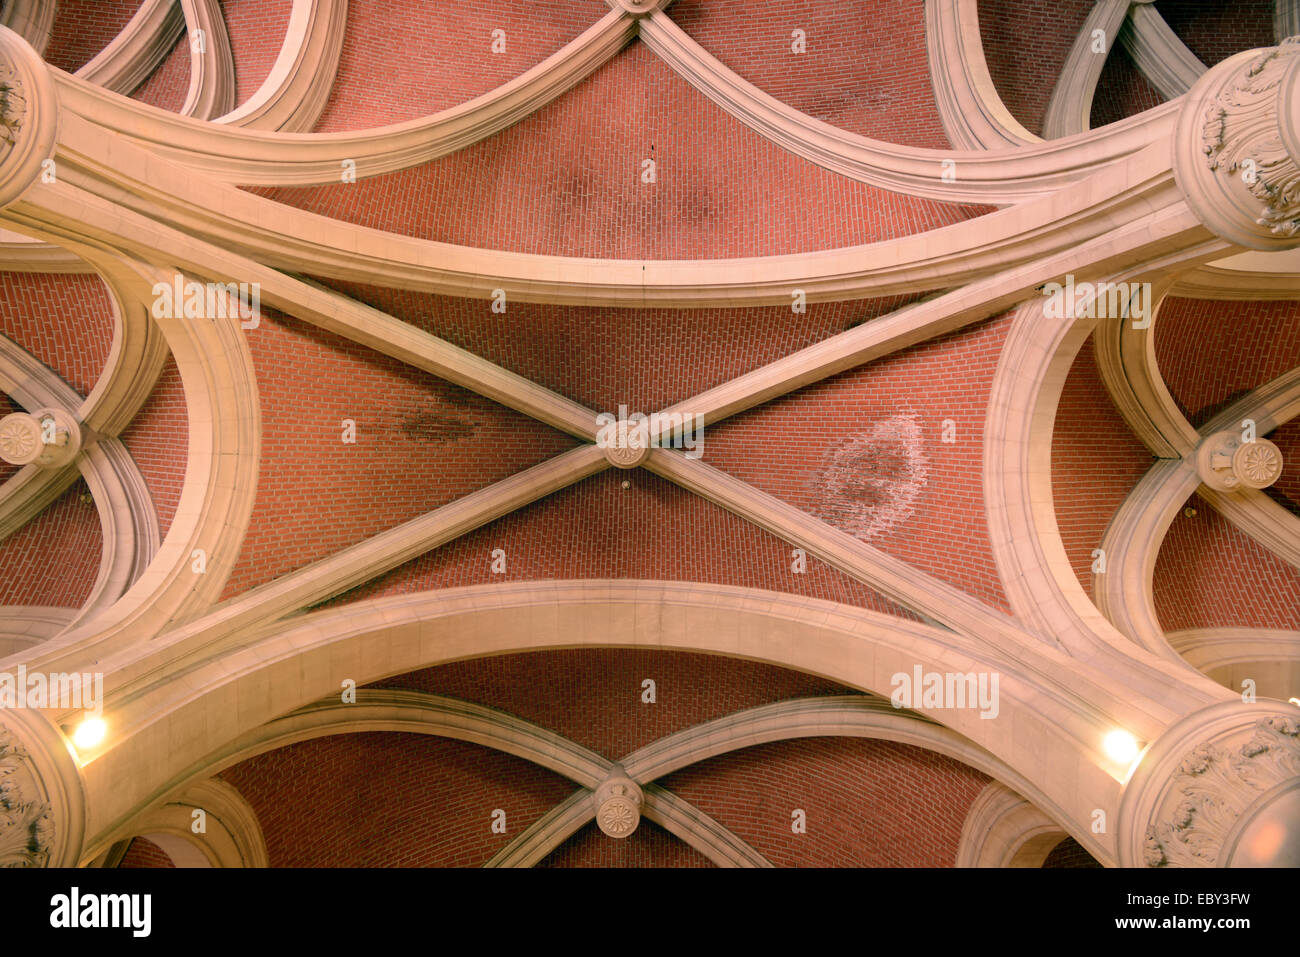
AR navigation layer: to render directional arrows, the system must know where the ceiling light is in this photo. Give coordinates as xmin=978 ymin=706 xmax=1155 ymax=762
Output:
xmin=72 ymin=717 xmax=107 ymax=750
xmin=1103 ymin=729 xmax=1140 ymax=764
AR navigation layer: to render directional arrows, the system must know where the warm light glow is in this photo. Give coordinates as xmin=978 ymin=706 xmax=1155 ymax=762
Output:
xmin=1104 ymin=729 xmax=1140 ymax=764
xmin=72 ymin=717 xmax=106 ymax=750
xmin=1290 ymin=697 xmax=1300 ymax=708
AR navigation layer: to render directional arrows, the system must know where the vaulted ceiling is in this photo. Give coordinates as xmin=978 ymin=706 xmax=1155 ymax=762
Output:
xmin=0 ymin=0 xmax=1297 ymax=869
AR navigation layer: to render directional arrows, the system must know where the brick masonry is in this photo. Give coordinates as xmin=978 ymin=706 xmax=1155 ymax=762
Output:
xmin=705 ymin=312 xmax=1016 ymax=612
xmin=1154 ymin=298 xmax=1300 ymax=430
xmin=9 ymin=0 xmax=1298 ymax=870
xmin=1154 ymin=493 xmax=1300 ymax=633
xmin=1052 ymin=333 xmax=1155 ymax=597
xmin=0 ymin=272 xmax=115 ymax=399
xmin=669 ymin=0 xmax=954 ymax=148
xmin=117 ymin=836 xmax=176 ymax=869
xmin=119 ymin=356 xmax=188 ymax=540
xmin=250 ymin=41 xmax=992 ymax=260
xmin=1153 ymin=0 xmax=1275 ymax=67
xmin=659 ymin=737 xmax=989 ymax=867
xmin=219 ymin=306 xmax=580 ymax=599
xmin=204 ymin=651 xmax=997 ymax=867
xmin=978 ymin=0 xmax=1094 ymax=137
xmin=0 ymin=484 xmax=102 ymax=608
xmin=1042 ymin=835 xmax=1102 ymax=867
xmin=310 ymin=0 xmax=608 ymax=133
xmin=979 ymin=0 xmax=1271 ymax=138
xmin=44 ymin=0 xmax=146 ymax=74
xmin=323 ymin=466 xmax=918 ymax=619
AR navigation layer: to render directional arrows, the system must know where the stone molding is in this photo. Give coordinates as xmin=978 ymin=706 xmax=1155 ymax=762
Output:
xmin=75 ymin=581 xmax=1178 ymax=863
xmin=924 ymin=0 xmax=1038 ymax=149
xmin=75 ymin=0 xmax=185 ymax=96
xmin=1146 ymin=715 xmax=1299 ymax=866
xmin=1043 ymin=0 xmax=1131 ymax=139
xmin=0 ymin=0 xmax=53 ymax=57
xmin=593 ymin=765 xmax=643 ymax=838
xmin=1196 ymin=433 xmax=1284 ymax=491
xmin=956 ymin=782 xmax=1069 ymax=867
xmin=1168 ymin=627 xmax=1300 ymax=673
xmin=118 ymin=778 xmax=269 ymax=868
xmin=1174 ymin=39 xmax=1300 ymax=249
xmin=0 ymin=408 xmax=80 ymax=468
xmin=1119 ymin=3 xmax=1206 ymax=101
xmin=0 ymin=25 xmax=56 ymax=212
xmin=3 ymin=1 xmax=1298 ymax=873
xmin=1118 ymin=702 xmax=1300 ymax=866
xmin=643 ymin=9 xmax=1178 ymax=206
xmin=0 ymin=707 xmax=85 ymax=868
xmin=100 ymin=690 xmax=763 ymax=868
xmin=51 ymin=10 xmax=637 ymax=187
xmin=215 ymin=0 xmax=347 ymax=133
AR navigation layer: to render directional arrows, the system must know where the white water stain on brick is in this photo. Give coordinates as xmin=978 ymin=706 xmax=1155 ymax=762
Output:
xmin=812 ymin=411 xmax=929 ymax=541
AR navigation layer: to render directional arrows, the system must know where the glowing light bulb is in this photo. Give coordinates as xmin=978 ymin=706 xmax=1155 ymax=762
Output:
xmin=1103 ymin=729 xmax=1140 ymax=763
xmin=72 ymin=717 xmax=106 ymax=750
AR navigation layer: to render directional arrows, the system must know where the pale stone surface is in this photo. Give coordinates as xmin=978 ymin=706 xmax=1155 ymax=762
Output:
xmin=0 ymin=13 xmax=1296 ymax=870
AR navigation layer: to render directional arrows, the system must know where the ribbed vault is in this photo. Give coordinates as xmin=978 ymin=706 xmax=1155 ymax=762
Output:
xmin=0 ymin=0 xmax=1297 ymax=870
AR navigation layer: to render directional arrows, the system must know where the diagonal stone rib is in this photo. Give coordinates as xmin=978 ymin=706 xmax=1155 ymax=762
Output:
xmin=280 ymin=276 xmax=603 ymax=441
xmin=7 ymin=179 xmax=601 ymax=441
xmin=155 ymin=444 xmax=610 ymax=645
xmin=653 ymin=200 xmax=1203 ymax=446
xmin=640 ymin=784 xmax=771 ymax=867
xmin=1194 ymin=366 xmax=1300 ymax=571
xmin=643 ymin=448 xmax=1021 ymax=643
xmin=168 ymin=688 xmax=771 ymax=868
xmin=485 ymin=790 xmax=591 ymax=867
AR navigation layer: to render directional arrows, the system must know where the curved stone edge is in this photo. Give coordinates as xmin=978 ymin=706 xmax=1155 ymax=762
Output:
xmin=76 ymin=0 xmax=186 ymax=97
xmin=924 ymin=0 xmax=1039 ymax=149
xmin=216 ymin=0 xmax=346 ymax=133
xmin=107 ymin=778 xmax=268 ymax=867
xmin=1119 ymin=4 xmax=1206 ymax=101
xmin=1173 ymin=39 xmax=1300 ymax=251
xmin=956 ymin=781 xmax=1069 ymax=867
xmin=0 ymin=24 xmax=57 ymax=212
xmin=1043 ymin=0 xmax=1131 ymax=140
xmin=1117 ymin=701 xmax=1300 ymax=867
xmin=0 ymin=705 xmax=85 ymax=867
xmin=0 ymin=0 xmax=54 ymax=58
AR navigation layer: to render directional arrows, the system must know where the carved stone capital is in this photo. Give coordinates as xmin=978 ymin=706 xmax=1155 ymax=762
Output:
xmin=0 ymin=707 xmax=84 ymax=867
xmin=1196 ymin=432 xmax=1284 ymax=491
xmin=1174 ymin=37 xmax=1300 ymax=249
xmin=0 ymin=408 xmax=82 ymax=468
xmin=593 ymin=764 xmax=643 ymax=839
xmin=0 ymin=25 xmax=57 ymax=211
xmin=1118 ymin=703 xmax=1300 ymax=867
